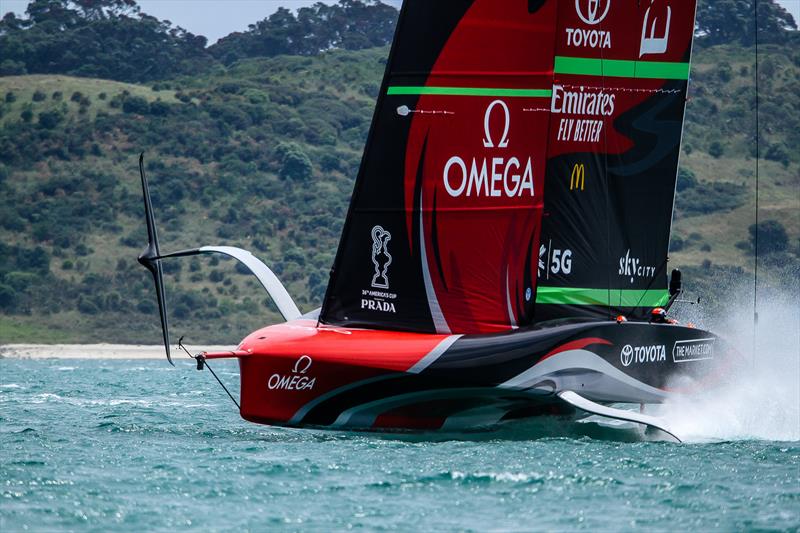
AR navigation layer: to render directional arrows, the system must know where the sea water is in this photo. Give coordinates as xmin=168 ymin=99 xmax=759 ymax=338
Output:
xmin=2 ymin=303 xmax=798 ymax=531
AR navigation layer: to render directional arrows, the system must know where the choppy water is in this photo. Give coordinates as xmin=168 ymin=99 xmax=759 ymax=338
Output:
xmin=1 ymin=354 xmax=797 ymax=532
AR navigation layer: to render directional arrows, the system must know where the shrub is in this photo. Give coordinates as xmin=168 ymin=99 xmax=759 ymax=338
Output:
xmin=149 ymin=100 xmax=170 ymax=116
xmin=5 ymin=91 xmax=16 ymax=103
xmin=136 ymin=300 xmax=155 ymax=314
xmin=708 ymin=141 xmax=724 ymax=158
xmin=677 ymin=181 xmax=745 ymax=216
xmin=52 ymin=91 xmax=63 ymax=101
xmin=717 ymin=62 xmax=732 ymax=82
xmin=70 ymin=91 xmax=83 ymax=102
xmin=32 ymin=90 xmax=47 ymax=102
xmin=676 ymin=168 xmax=697 ymax=191
xmin=749 ymin=220 xmax=789 ymax=255
xmin=0 ymin=60 xmax=26 ymax=75
xmin=38 ymin=110 xmax=64 ymax=129
xmin=669 ymin=236 xmax=685 ymax=252
xmin=78 ymin=296 xmax=100 ymax=315
xmin=3 ymin=271 xmax=38 ymax=291
xmin=319 ymin=153 xmax=341 ymax=172
xmin=20 ymin=108 xmax=33 ymax=122
xmin=765 ymin=143 xmax=790 ymax=167
xmin=0 ymin=284 xmax=17 ymax=310
xmin=122 ymin=95 xmax=150 ymax=114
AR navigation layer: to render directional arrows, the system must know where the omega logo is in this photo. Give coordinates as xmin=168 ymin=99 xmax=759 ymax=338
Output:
xmin=442 ymin=100 xmax=535 ymax=199
xmin=292 ymin=354 xmax=313 ymax=374
xmin=483 ymin=99 xmax=510 ymax=149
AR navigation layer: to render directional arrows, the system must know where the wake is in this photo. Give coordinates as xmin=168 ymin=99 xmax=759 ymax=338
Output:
xmin=659 ymin=289 xmax=800 ymax=443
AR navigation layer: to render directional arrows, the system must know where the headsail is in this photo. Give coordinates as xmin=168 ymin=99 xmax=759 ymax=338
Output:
xmin=320 ymin=0 xmax=697 ymax=333
xmin=536 ymin=0 xmax=697 ymax=321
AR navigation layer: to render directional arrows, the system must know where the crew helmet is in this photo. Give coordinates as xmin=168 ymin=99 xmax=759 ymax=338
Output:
xmin=651 ymin=307 xmax=667 ymax=320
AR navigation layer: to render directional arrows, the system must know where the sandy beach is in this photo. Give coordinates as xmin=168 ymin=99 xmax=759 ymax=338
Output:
xmin=0 ymin=344 xmax=237 ymax=359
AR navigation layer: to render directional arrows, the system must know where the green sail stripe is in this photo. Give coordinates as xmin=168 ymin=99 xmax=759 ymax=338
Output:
xmin=536 ymin=287 xmax=670 ymax=307
xmin=387 ymin=86 xmax=552 ymax=97
xmin=554 ymin=56 xmax=691 ymax=80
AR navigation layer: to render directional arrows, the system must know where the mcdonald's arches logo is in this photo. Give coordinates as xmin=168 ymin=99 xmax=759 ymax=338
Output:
xmin=570 ymin=163 xmax=586 ymax=191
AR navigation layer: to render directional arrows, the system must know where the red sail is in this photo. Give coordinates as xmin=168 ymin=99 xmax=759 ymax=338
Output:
xmin=401 ymin=1 xmax=556 ymax=333
xmin=321 ymin=1 xmax=557 ymax=334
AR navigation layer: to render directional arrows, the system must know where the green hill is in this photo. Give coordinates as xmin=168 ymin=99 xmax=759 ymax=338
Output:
xmin=0 ymin=29 xmax=798 ymax=344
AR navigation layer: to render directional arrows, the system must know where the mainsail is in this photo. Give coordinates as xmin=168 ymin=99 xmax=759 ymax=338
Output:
xmin=320 ymin=0 xmax=697 ymax=333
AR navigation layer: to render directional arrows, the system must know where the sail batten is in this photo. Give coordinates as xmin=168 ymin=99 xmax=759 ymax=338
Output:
xmin=554 ymin=56 xmax=691 ymax=79
xmin=387 ymin=86 xmax=552 ymax=97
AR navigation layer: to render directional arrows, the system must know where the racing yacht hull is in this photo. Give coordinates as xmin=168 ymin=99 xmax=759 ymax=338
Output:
xmin=205 ymin=319 xmax=728 ymax=432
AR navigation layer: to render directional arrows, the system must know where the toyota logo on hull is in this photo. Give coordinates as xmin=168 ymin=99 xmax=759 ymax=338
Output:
xmin=621 ymin=344 xmax=666 ymax=367
xmin=620 ymin=344 xmax=634 ymax=367
xmin=576 ymin=0 xmax=611 ymax=25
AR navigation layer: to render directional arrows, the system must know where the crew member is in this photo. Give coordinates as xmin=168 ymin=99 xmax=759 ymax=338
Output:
xmin=650 ymin=307 xmax=678 ymax=325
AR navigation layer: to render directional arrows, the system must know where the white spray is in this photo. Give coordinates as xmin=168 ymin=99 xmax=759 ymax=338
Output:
xmin=658 ymin=282 xmax=800 ymax=443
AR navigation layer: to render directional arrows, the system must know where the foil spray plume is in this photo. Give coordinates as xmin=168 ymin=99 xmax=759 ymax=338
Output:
xmin=657 ymin=278 xmax=800 ymax=443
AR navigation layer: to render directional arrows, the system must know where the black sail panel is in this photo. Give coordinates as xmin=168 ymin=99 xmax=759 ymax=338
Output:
xmin=535 ymin=0 xmax=697 ymax=321
xmin=320 ymin=1 xmax=472 ymax=333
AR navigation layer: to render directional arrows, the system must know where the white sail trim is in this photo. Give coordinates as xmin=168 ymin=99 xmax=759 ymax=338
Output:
xmin=418 ymin=190 xmax=451 ymax=334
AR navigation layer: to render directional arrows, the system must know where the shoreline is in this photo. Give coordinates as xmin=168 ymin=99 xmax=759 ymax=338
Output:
xmin=0 ymin=344 xmax=236 ymax=360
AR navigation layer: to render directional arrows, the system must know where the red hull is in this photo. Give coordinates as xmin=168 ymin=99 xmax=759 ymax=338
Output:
xmin=203 ymin=319 xmax=732 ymax=432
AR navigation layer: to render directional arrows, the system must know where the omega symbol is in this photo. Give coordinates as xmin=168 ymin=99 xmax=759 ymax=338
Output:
xmin=292 ymin=355 xmax=313 ymax=374
xmin=483 ymin=99 xmax=510 ymax=149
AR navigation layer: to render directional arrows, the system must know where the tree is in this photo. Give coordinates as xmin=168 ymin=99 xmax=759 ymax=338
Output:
xmin=0 ymin=0 xmax=212 ymax=82
xmin=696 ymin=0 xmax=797 ymax=47
xmin=0 ymin=284 xmax=17 ymax=310
xmin=38 ymin=109 xmax=63 ymax=129
xmin=210 ymin=0 xmax=399 ymax=64
xmin=276 ymin=143 xmax=313 ymax=181
xmin=121 ymin=95 xmax=149 ymax=114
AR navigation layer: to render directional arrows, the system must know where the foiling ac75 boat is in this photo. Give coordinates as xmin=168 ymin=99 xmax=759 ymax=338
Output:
xmin=137 ymin=0 xmax=734 ymax=440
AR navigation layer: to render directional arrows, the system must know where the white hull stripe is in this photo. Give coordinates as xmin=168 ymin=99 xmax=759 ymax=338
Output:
xmin=407 ymin=334 xmax=463 ymax=374
xmin=499 ymin=349 xmax=669 ymax=404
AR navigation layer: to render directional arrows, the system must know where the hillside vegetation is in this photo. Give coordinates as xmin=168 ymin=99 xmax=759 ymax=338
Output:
xmin=0 ymin=1 xmax=798 ymax=344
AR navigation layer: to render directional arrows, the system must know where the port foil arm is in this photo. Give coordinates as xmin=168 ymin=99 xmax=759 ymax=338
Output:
xmin=156 ymin=246 xmax=301 ymax=322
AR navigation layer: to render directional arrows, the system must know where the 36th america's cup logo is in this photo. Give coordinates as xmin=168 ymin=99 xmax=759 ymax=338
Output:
xmin=370 ymin=225 xmax=392 ymax=289
xmin=361 ymin=225 xmax=397 ymax=313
